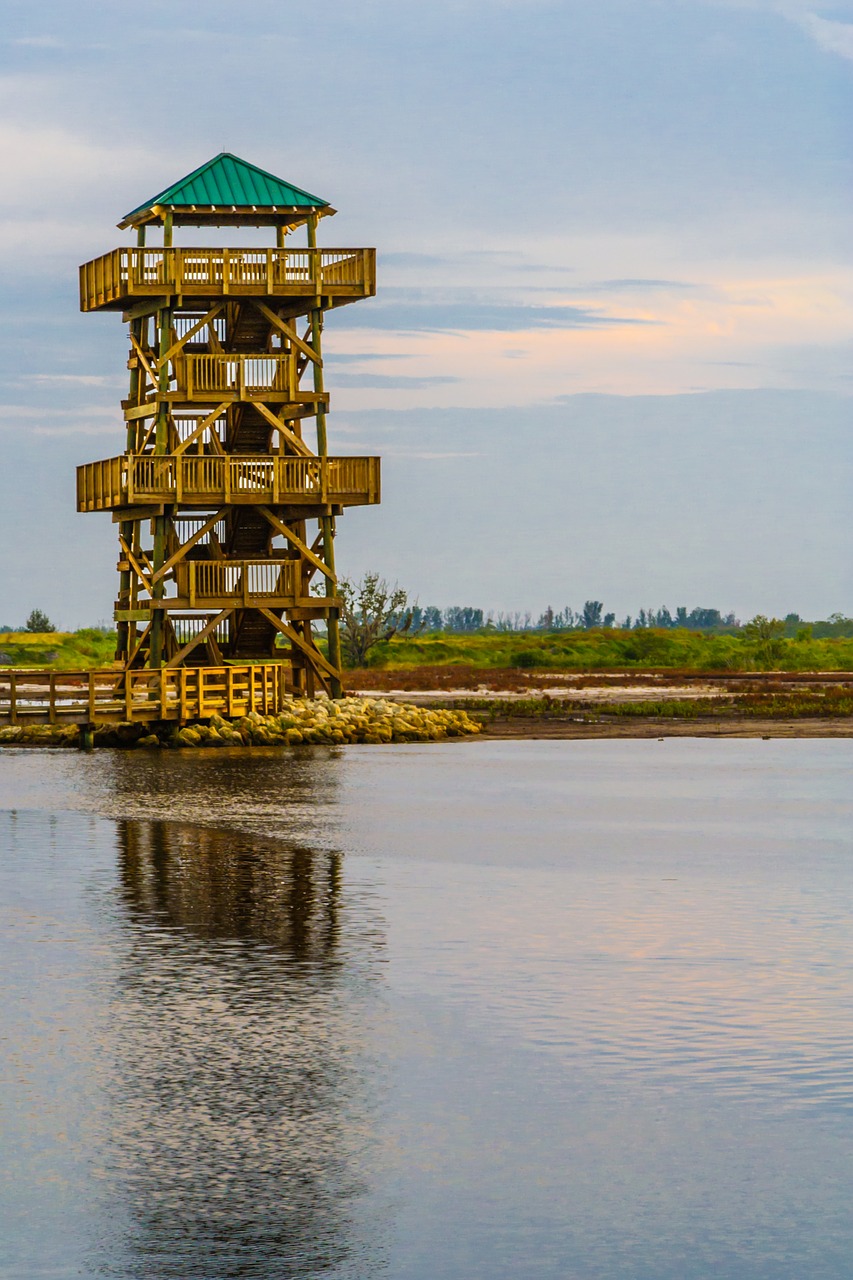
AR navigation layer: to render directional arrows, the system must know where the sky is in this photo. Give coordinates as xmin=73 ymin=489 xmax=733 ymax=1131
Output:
xmin=0 ymin=0 xmax=850 ymax=626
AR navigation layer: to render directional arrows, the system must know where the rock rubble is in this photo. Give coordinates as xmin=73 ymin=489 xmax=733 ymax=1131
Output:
xmin=0 ymin=696 xmax=482 ymax=748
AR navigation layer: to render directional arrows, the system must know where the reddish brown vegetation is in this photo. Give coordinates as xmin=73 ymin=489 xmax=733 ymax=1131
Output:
xmin=344 ymin=666 xmax=853 ymax=695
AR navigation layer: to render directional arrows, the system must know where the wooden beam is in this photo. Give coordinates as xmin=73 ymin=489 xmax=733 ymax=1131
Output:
xmin=165 ymin=610 xmax=232 ymax=668
xmin=173 ymin=403 xmax=229 ymax=456
xmin=125 ymin=621 xmax=152 ymax=669
xmin=111 ymin=505 xmax=164 ymax=524
xmin=123 ymin=402 xmax=156 ymax=422
xmin=157 ymin=305 xmax=222 ymax=367
xmin=253 ymin=401 xmax=314 ymax=457
xmin=118 ymin=535 xmax=153 ymax=593
xmin=258 ymin=608 xmax=340 ymax=680
xmin=253 ymin=302 xmax=320 ymax=365
xmin=256 ymin=507 xmax=334 ymax=581
xmin=151 ymin=509 xmax=227 ymax=585
xmin=129 ymin=332 xmax=159 ymax=389
xmin=122 ymin=299 xmax=165 ymax=322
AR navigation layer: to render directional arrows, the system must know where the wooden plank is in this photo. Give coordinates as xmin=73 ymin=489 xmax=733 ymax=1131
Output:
xmin=123 ymin=402 xmax=157 ymax=422
xmin=114 ymin=610 xmax=152 ymax=623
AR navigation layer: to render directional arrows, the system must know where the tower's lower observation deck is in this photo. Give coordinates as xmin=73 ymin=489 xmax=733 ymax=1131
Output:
xmin=77 ymin=455 xmax=380 ymax=512
xmin=79 ymin=247 xmax=375 ymax=313
xmin=165 ymin=559 xmax=337 ymax=611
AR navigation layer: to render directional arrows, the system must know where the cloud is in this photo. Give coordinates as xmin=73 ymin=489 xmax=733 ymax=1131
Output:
xmin=0 ymin=404 xmax=117 ymax=434
xmin=0 ymin=117 xmax=155 ymax=211
xmin=583 ymin=279 xmax=699 ymax=293
xmin=10 ymin=36 xmax=65 ymax=48
xmin=16 ymin=374 xmax=117 ymax=387
xmin=382 ymin=450 xmax=483 ymax=459
xmin=325 ymin=352 xmax=415 ymax=363
xmin=336 ymin=291 xmax=655 ymax=333
xmin=799 ymin=12 xmax=853 ymax=59
xmin=330 ymin=373 xmax=460 ymax=389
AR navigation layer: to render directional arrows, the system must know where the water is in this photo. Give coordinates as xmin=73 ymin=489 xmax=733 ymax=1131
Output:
xmin=1 ymin=739 xmax=853 ymax=1278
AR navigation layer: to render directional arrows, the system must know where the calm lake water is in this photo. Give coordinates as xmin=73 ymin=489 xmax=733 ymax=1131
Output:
xmin=1 ymin=739 xmax=853 ymax=1279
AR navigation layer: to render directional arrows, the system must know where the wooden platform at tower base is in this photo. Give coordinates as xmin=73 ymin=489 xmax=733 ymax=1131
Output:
xmin=0 ymin=664 xmax=290 ymax=727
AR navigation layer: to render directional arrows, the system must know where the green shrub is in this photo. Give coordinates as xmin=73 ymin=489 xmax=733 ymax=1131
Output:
xmin=513 ymin=648 xmax=549 ymax=668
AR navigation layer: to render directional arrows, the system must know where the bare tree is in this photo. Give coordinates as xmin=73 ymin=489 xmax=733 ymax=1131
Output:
xmin=338 ymin=573 xmax=419 ymax=666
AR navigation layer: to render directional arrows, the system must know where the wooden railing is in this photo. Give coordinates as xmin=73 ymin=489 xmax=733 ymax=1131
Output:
xmin=77 ymin=455 xmax=380 ymax=511
xmin=79 ymin=247 xmax=376 ymax=311
xmin=0 ymin=664 xmax=288 ymax=725
xmin=171 ymin=559 xmax=337 ymax=608
xmin=174 ymin=559 xmax=295 ymax=606
xmin=179 ymin=353 xmax=309 ymax=402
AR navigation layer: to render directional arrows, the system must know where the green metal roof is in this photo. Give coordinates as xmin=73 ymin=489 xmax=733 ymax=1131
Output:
xmin=119 ymin=152 xmax=331 ymax=228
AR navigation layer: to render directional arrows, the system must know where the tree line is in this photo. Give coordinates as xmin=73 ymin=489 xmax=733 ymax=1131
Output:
xmin=407 ymin=603 xmax=740 ymax=633
xmin=337 ymin=576 xmax=853 ymax=666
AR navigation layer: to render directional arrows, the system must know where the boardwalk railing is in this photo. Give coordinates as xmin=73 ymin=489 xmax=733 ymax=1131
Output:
xmin=0 ymin=664 xmax=288 ymax=726
xmin=79 ymin=247 xmax=376 ymax=311
xmin=77 ymin=455 xmax=380 ymax=511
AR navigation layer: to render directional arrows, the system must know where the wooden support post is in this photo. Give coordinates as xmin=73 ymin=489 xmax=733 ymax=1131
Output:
xmin=115 ymin=313 xmax=148 ymax=663
xmin=148 ymin=304 xmax=172 ymax=668
xmin=307 ymin=215 xmax=343 ymax=697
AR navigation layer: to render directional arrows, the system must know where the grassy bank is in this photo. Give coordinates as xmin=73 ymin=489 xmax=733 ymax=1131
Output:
xmin=356 ymin=628 xmax=853 ymax=673
xmin=0 ymin=630 xmax=116 ymax=669
xmin=4 ymin=626 xmax=853 ymax=677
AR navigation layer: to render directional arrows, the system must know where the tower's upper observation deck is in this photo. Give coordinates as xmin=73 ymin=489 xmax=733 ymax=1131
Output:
xmin=79 ymin=246 xmax=375 ymax=313
xmin=79 ymin=152 xmax=375 ymax=312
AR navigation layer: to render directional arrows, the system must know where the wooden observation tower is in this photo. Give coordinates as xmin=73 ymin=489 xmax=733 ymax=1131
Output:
xmin=77 ymin=153 xmax=379 ymax=697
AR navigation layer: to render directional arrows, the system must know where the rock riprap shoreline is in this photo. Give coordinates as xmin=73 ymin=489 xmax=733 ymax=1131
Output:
xmin=0 ymin=696 xmax=482 ymax=748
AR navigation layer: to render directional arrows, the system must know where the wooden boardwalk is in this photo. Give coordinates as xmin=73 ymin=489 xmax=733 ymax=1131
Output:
xmin=0 ymin=664 xmax=288 ymax=726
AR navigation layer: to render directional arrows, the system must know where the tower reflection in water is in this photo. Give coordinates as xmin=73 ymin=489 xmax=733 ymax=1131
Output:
xmin=93 ymin=817 xmax=387 ymax=1279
